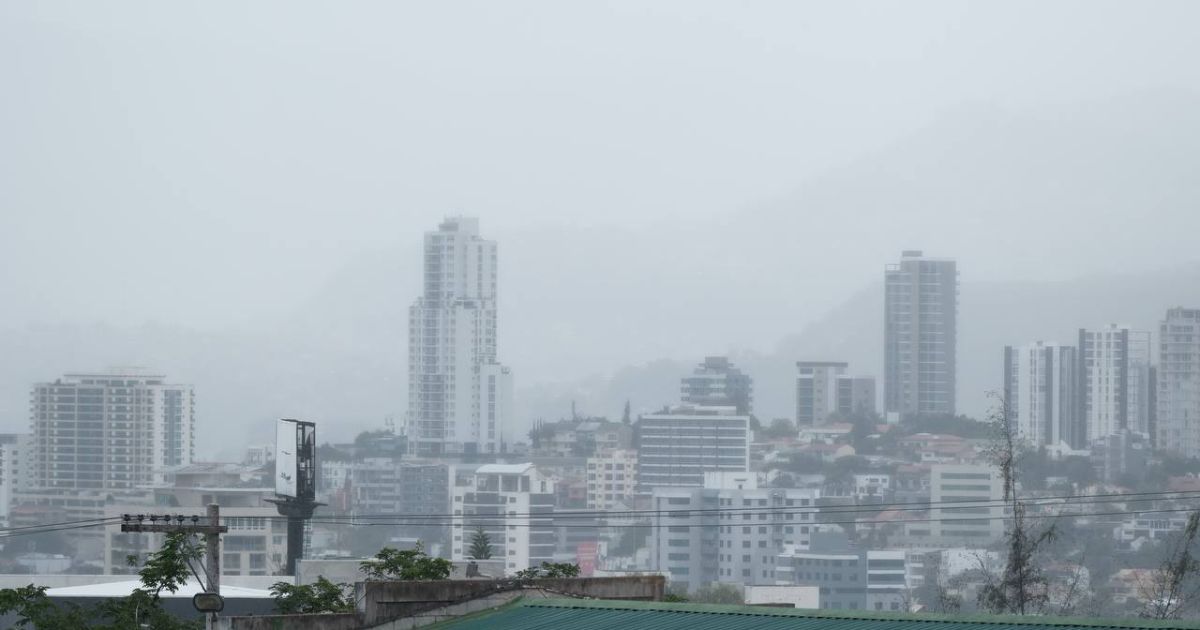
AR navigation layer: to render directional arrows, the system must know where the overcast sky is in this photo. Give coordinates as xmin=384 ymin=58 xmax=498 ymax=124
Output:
xmin=3 ymin=1 xmax=1200 ymax=435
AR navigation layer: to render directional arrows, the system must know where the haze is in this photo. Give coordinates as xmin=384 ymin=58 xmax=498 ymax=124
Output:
xmin=3 ymin=0 xmax=1200 ymax=456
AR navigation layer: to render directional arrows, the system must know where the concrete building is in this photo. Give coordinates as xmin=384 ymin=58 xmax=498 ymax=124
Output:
xmin=836 ymin=376 xmax=877 ymax=419
xmin=30 ymin=371 xmax=194 ymax=491
xmin=928 ymin=464 xmax=1004 ymax=544
xmin=1079 ymin=325 xmax=1153 ymax=443
xmin=681 ymin=357 xmax=753 ymax=415
xmin=795 ymin=362 xmax=846 ymax=427
xmin=450 ymin=463 xmax=556 ymax=575
xmin=1157 ymin=308 xmax=1200 ymax=456
xmin=1003 ymin=342 xmax=1082 ymax=448
xmin=586 ymin=449 xmax=637 ymax=511
xmin=650 ymin=472 xmax=819 ymax=594
xmin=0 ymin=434 xmax=32 ymax=526
xmin=635 ymin=406 xmax=750 ymax=490
xmin=407 ymin=217 xmax=512 ymax=457
xmin=776 ymin=531 xmax=911 ymax=611
xmin=884 ymin=251 xmax=958 ymax=419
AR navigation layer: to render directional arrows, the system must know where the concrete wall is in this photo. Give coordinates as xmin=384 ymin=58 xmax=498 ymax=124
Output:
xmin=215 ymin=613 xmax=360 ymax=630
xmin=744 ymin=584 xmax=820 ymax=609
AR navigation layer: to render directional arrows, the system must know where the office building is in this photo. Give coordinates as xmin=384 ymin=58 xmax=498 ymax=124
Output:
xmin=928 ymin=464 xmax=1004 ymax=544
xmin=635 ymin=406 xmax=750 ymax=489
xmin=30 ymin=371 xmax=194 ymax=491
xmin=1079 ymin=325 xmax=1153 ymax=443
xmin=884 ymin=251 xmax=958 ymax=418
xmin=836 ymin=376 xmax=877 ymax=419
xmin=681 ymin=357 xmax=753 ymax=415
xmin=1157 ymin=308 xmax=1200 ymax=456
xmin=0 ymin=434 xmax=32 ymax=526
xmin=450 ymin=463 xmax=555 ymax=575
xmin=407 ymin=217 xmax=512 ymax=456
xmin=650 ymin=472 xmax=819 ymax=594
xmin=1003 ymin=342 xmax=1082 ymax=448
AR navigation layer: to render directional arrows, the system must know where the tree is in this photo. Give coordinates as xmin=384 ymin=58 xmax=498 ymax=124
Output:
xmin=622 ymin=400 xmax=632 ymax=425
xmin=270 ymin=577 xmax=355 ymax=614
xmin=1139 ymin=511 xmax=1200 ymax=619
xmin=468 ymin=527 xmax=494 ymax=560
xmin=360 ymin=544 xmax=452 ymax=581
xmin=977 ymin=393 xmax=1058 ymax=616
xmin=0 ymin=532 xmax=204 ymax=629
xmin=515 ymin=562 xmax=581 ymax=579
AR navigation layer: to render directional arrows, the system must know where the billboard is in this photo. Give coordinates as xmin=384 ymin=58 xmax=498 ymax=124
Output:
xmin=275 ymin=419 xmax=298 ymax=498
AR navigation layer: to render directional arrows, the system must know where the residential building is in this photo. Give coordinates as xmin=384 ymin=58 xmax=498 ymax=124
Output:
xmin=0 ymin=434 xmax=32 ymax=526
xmin=681 ymin=356 xmax=753 ymax=415
xmin=928 ymin=464 xmax=1004 ymax=544
xmin=30 ymin=370 xmax=194 ymax=491
xmin=650 ymin=472 xmax=819 ymax=594
xmin=1157 ymin=308 xmax=1200 ymax=456
xmin=407 ymin=217 xmax=512 ymax=456
xmin=1079 ymin=325 xmax=1153 ymax=443
xmin=586 ymin=449 xmax=637 ymax=511
xmin=836 ymin=376 xmax=877 ymax=419
xmin=884 ymin=251 xmax=958 ymax=419
xmin=635 ymin=406 xmax=750 ymax=490
xmin=795 ymin=362 xmax=846 ymax=427
xmin=450 ymin=463 xmax=556 ymax=575
xmin=1003 ymin=342 xmax=1082 ymax=448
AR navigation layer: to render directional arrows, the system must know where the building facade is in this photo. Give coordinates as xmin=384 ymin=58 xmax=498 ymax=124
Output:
xmin=928 ymin=464 xmax=1004 ymax=544
xmin=1003 ymin=341 xmax=1082 ymax=448
xmin=1079 ymin=325 xmax=1153 ymax=443
xmin=836 ymin=376 xmax=877 ymax=419
xmin=680 ymin=357 xmax=753 ymax=415
xmin=1157 ymin=308 xmax=1200 ymax=456
xmin=650 ymin=473 xmax=819 ymax=594
xmin=884 ymin=251 xmax=958 ymax=419
xmin=450 ymin=463 xmax=555 ymax=575
xmin=795 ymin=362 xmax=847 ymax=427
xmin=30 ymin=371 xmax=194 ymax=492
xmin=407 ymin=217 xmax=512 ymax=456
xmin=635 ymin=406 xmax=750 ymax=490
xmin=586 ymin=449 xmax=637 ymax=511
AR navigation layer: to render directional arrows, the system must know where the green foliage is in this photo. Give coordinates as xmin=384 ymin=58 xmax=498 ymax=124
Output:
xmin=662 ymin=592 xmax=688 ymax=602
xmin=468 ymin=527 xmax=494 ymax=560
xmin=759 ymin=418 xmax=796 ymax=439
xmin=514 ymin=562 xmax=581 ymax=579
xmin=689 ymin=583 xmax=744 ymax=604
xmin=902 ymin=413 xmax=992 ymax=439
xmin=270 ymin=577 xmax=355 ymax=614
xmin=0 ymin=532 xmax=204 ymax=629
xmin=360 ymin=544 xmax=452 ymax=581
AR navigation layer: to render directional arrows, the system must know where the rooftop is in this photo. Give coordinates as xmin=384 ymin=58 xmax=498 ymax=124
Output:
xmin=475 ymin=463 xmax=535 ymax=475
xmin=435 ymin=598 xmax=1200 ymax=630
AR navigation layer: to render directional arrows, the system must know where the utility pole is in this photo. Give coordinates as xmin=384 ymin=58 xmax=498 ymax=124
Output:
xmin=122 ymin=503 xmax=228 ymax=629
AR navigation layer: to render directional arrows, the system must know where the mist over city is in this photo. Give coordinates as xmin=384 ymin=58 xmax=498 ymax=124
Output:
xmin=2 ymin=1 xmax=1200 ymax=627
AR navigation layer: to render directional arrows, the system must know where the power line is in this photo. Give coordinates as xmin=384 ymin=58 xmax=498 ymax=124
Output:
xmin=291 ymin=488 xmax=1200 ymax=522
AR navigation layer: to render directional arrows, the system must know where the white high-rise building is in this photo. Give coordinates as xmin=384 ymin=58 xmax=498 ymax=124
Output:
xmin=407 ymin=217 xmax=512 ymax=456
xmin=1158 ymin=308 xmax=1200 ymax=457
xmin=884 ymin=251 xmax=958 ymax=419
xmin=635 ymin=406 xmax=750 ymax=490
xmin=450 ymin=463 xmax=556 ymax=574
xmin=30 ymin=371 xmax=194 ymax=492
xmin=1003 ymin=342 xmax=1082 ymax=449
xmin=1079 ymin=325 xmax=1153 ymax=443
xmin=795 ymin=362 xmax=846 ymax=427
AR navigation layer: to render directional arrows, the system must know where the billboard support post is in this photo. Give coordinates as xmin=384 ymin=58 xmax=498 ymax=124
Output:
xmin=268 ymin=418 xmax=322 ymax=576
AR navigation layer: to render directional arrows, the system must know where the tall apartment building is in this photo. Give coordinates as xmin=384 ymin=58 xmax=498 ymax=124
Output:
xmin=928 ymin=464 xmax=1004 ymax=544
xmin=1157 ymin=308 xmax=1200 ymax=456
xmin=650 ymin=472 xmax=819 ymax=594
xmin=795 ymin=362 xmax=846 ymax=427
xmin=30 ymin=371 xmax=194 ymax=491
xmin=837 ymin=376 xmax=877 ymax=419
xmin=1003 ymin=342 xmax=1082 ymax=448
xmin=0 ymin=434 xmax=32 ymax=526
xmin=450 ymin=463 xmax=555 ymax=575
xmin=1079 ymin=325 xmax=1154 ymax=443
xmin=586 ymin=449 xmax=637 ymax=511
xmin=884 ymin=251 xmax=958 ymax=418
xmin=407 ymin=217 xmax=512 ymax=456
xmin=681 ymin=356 xmax=753 ymax=415
xmin=635 ymin=406 xmax=750 ymax=490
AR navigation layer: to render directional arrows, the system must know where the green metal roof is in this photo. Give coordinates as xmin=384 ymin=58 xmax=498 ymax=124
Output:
xmin=434 ymin=598 xmax=1200 ymax=630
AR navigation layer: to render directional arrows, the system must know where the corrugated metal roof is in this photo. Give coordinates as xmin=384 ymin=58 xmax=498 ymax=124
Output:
xmin=436 ymin=598 xmax=1200 ymax=630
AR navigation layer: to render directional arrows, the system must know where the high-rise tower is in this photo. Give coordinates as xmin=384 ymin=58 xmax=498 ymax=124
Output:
xmin=884 ymin=251 xmax=958 ymax=418
xmin=1079 ymin=324 xmax=1153 ymax=443
xmin=407 ymin=217 xmax=512 ymax=456
xmin=1156 ymin=308 xmax=1200 ymax=456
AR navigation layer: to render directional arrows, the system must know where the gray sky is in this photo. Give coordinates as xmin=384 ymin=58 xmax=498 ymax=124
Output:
xmin=3 ymin=1 xmax=1200 ymax=446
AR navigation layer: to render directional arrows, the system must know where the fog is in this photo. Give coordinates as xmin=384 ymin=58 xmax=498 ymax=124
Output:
xmin=3 ymin=1 xmax=1200 ymax=454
